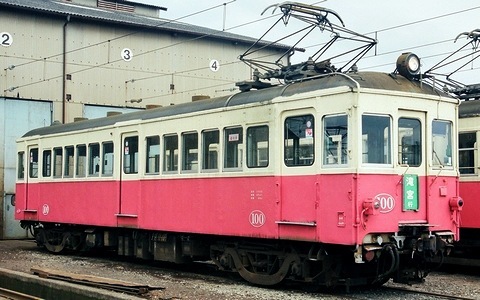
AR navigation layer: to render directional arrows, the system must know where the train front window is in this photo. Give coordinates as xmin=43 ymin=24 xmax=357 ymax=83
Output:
xmin=459 ymin=132 xmax=476 ymax=175
xmin=323 ymin=114 xmax=348 ymax=165
xmin=284 ymin=115 xmax=314 ymax=166
xmin=432 ymin=120 xmax=453 ymax=167
xmin=362 ymin=115 xmax=391 ymax=164
xmin=398 ymin=118 xmax=422 ymax=167
xmin=123 ymin=136 xmax=139 ymax=174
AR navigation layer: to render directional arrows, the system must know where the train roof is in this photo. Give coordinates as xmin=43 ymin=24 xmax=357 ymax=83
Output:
xmin=21 ymin=72 xmax=449 ymax=138
xmin=459 ymin=99 xmax=480 ymax=118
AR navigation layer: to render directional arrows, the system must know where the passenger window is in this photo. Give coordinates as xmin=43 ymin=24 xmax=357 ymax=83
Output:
xmin=53 ymin=147 xmax=63 ymax=177
xmin=163 ymin=134 xmax=178 ymax=172
xmin=88 ymin=143 xmax=100 ymax=176
xmin=64 ymin=146 xmax=74 ymax=177
xmin=29 ymin=149 xmax=38 ymax=178
xmin=182 ymin=132 xmax=198 ymax=171
xmin=247 ymin=126 xmax=269 ymax=168
xmin=76 ymin=145 xmax=86 ymax=177
xmin=224 ymin=127 xmax=243 ymax=169
xmin=42 ymin=150 xmax=52 ymax=177
xmin=146 ymin=136 xmax=160 ymax=174
xmin=202 ymin=130 xmax=219 ymax=170
xmin=103 ymin=142 xmax=114 ymax=176
xmin=284 ymin=115 xmax=314 ymax=166
xmin=18 ymin=152 xmax=25 ymax=179
xmin=432 ymin=120 xmax=453 ymax=167
xmin=459 ymin=132 xmax=476 ymax=175
xmin=398 ymin=118 xmax=421 ymax=167
xmin=362 ymin=115 xmax=391 ymax=164
xmin=124 ymin=136 xmax=139 ymax=174
xmin=323 ymin=114 xmax=348 ymax=165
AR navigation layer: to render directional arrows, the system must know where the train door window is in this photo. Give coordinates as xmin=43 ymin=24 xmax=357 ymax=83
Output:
xmin=247 ymin=125 xmax=269 ymax=168
xmin=202 ymin=130 xmax=219 ymax=171
xmin=182 ymin=132 xmax=198 ymax=172
xmin=53 ymin=147 xmax=63 ymax=178
xmin=76 ymin=145 xmax=86 ymax=177
xmin=224 ymin=126 xmax=243 ymax=169
xmin=432 ymin=120 xmax=453 ymax=167
xmin=146 ymin=136 xmax=160 ymax=174
xmin=18 ymin=152 xmax=25 ymax=179
xmin=64 ymin=146 xmax=74 ymax=177
xmin=323 ymin=114 xmax=348 ymax=165
xmin=123 ymin=136 xmax=139 ymax=174
xmin=103 ymin=142 xmax=114 ymax=176
xmin=459 ymin=132 xmax=476 ymax=175
xmin=42 ymin=150 xmax=52 ymax=177
xmin=29 ymin=148 xmax=39 ymax=178
xmin=284 ymin=115 xmax=314 ymax=166
xmin=163 ymin=134 xmax=178 ymax=172
xmin=398 ymin=118 xmax=422 ymax=167
xmin=362 ymin=115 xmax=392 ymax=164
xmin=88 ymin=143 xmax=100 ymax=176
xmin=29 ymin=149 xmax=38 ymax=178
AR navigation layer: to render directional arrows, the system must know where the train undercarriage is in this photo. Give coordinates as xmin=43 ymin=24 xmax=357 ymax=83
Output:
xmin=21 ymin=221 xmax=452 ymax=289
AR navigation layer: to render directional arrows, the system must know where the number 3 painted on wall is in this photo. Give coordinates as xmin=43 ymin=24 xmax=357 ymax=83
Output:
xmin=1 ymin=32 xmax=13 ymax=47
xmin=121 ymin=48 xmax=133 ymax=62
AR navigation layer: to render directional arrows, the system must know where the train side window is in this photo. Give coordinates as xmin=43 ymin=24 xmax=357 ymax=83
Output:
xmin=432 ymin=120 xmax=453 ymax=167
xmin=124 ymin=136 xmax=139 ymax=174
xmin=163 ymin=134 xmax=178 ymax=172
xmin=42 ymin=150 xmax=52 ymax=177
xmin=362 ymin=115 xmax=392 ymax=164
xmin=247 ymin=125 xmax=269 ymax=168
xmin=202 ymin=130 xmax=219 ymax=171
xmin=224 ymin=127 xmax=243 ymax=169
xmin=18 ymin=152 xmax=25 ymax=179
xmin=284 ymin=115 xmax=314 ymax=166
xmin=64 ymin=146 xmax=74 ymax=177
xmin=88 ymin=143 xmax=100 ymax=176
xmin=146 ymin=136 xmax=160 ymax=174
xmin=398 ymin=118 xmax=422 ymax=167
xmin=103 ymin=142 xmax=114 ymax=176
xmin=53 ymin=147 xmax=63 ymax=178
xmin=29 ymin=149 xmax=38 ymax=178
xmin=182 ymin=132 xmax=198 ymax=172
xmin=459 ymin=132 xmax=476 ymax=175
xmin=76 ymin=145 xmax=87 ymax=177
xmin=323 ymin=114 xmax=348 ymax=165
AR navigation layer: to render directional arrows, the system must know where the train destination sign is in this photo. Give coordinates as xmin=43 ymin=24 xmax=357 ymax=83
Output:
xmin=403 ymin=174 xmax=419 ymax=211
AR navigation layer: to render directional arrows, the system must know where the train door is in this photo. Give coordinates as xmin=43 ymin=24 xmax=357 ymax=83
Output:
xmin=118 ymin=132 xmax=140 ymax=226
xmin=278 ymin=111 xmax=317 ymax=231
xmin=397 ymin=110 xmax=427 ymax=221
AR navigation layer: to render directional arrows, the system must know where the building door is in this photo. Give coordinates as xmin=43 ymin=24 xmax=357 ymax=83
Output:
xmin=2 ymin=98 xmax=51 ymax=239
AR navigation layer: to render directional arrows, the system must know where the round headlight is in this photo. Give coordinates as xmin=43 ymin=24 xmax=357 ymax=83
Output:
xmin=396 ymin=52 xmax=421 ymax=79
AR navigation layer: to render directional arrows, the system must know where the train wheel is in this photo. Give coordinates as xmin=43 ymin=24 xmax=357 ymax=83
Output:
xmin=40 ymin=228 xmax=69 ymax=253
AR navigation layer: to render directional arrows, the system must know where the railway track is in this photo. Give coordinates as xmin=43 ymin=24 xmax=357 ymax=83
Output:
xmin=382 ymin=286 xmax=476 ymax=300
xmin=0 ymin=287 xmax=42 ymax=300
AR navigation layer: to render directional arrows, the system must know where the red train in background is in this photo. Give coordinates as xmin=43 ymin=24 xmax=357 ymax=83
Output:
xmin=14 ymin=3 xmax=462 ymax=289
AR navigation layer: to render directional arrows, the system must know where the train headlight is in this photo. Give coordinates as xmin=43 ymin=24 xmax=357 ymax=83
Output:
xmin=396 ymin=52 xmax=420 ymax=79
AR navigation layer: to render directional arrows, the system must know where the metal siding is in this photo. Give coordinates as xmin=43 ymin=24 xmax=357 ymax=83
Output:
xmin=83 ymin=104 xmax=141 ymax=119
xmin=2 ymin=99 xmax=52 ymax=239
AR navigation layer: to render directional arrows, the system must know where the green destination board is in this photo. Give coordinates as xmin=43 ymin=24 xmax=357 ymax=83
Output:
xmin=403 ymin=174 xmax=419 ymax=211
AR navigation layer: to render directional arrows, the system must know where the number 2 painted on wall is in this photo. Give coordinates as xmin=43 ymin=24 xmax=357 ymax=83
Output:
xmin=1 ymin=32 xmax=13 ymax=47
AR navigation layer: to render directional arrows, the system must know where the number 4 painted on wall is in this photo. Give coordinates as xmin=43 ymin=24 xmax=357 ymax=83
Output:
xmin=209 ymin=59 xmax=220 ymax=72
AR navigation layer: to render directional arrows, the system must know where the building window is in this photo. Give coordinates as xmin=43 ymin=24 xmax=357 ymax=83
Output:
xmin=323 ymin=114 xmax=348 ymax=165
xmin=53 ymin=147 xmax=63 ymax=177
xmin=459 ymin=132 xmax=476 ymax=175
xmin=163 ymin=134 xmax=178 ymax=172
xmin=247 ymin=126 xmax=269 ymax=168
xmin=124 ymin=136 xmax=139 ymax=174
xmin=224 ymin=127 xmax=243 ymax=169
xmin=64 ymin=146 xmax=74 ymax=177
xmin=103 ymin=142 xmax=114 ymax=176
xmin=88 ymin=143 xmax=100 ymax=176
xmin=76 ymin=145 xmax=87 ymax=177
xmin=146 ymin=136 xmax=160 ymax=174
xmin=432 ymin=120 xmax=453 ymax=167
xmin=42 ymin=150 xmax=52 ymax=177
xmin=362 ymin=115 xmax=391 ymax=164
xmin=398 ymin=118 xmax=422 ymax=167
xmin=202 ymin=130 xmax=219 ymax=170
xmin=284 ymin=115 xmax=314 ymax=166
xmin=182 ymin=132 xmax=198 ymax=171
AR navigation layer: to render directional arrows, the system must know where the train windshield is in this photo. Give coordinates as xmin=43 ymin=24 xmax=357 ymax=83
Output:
xmin=432 ymin=120 xmax=453 ymax=168
xmin=362 ymin=115 xmax=392 ymax=165
xmin=323 ymin=114 xmax=348 ymax=165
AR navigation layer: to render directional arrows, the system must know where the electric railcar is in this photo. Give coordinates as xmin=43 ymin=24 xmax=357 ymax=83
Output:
xmin=15 ymin=55 xmax=462 ymax=288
